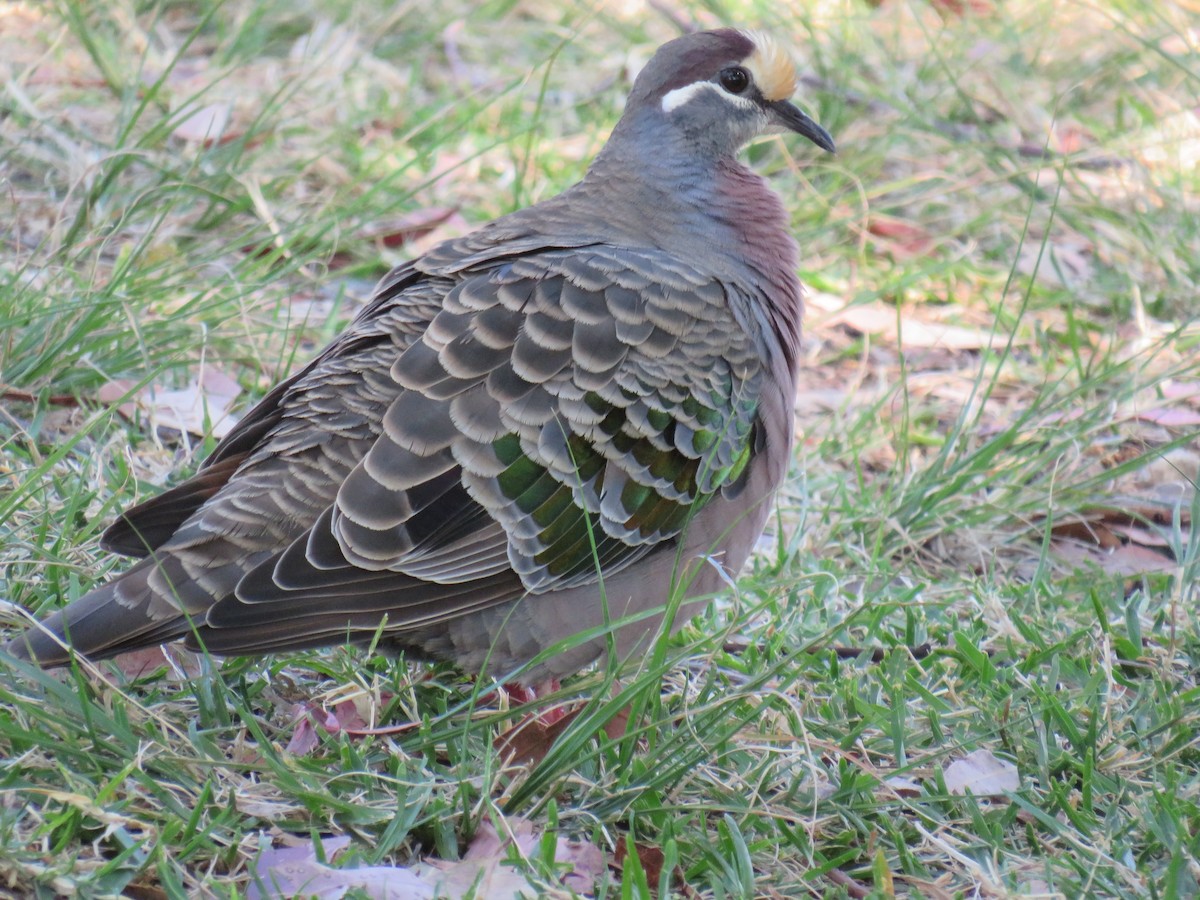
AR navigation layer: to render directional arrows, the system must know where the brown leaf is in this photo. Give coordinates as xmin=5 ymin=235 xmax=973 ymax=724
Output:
xmin=123 ymin=885 xmax=169 ymax=900
xmin=1159 ymin=380 xmax=1200 ymax=402
xmin=285 ymin=699 xmax=369 ymax=755
xmin=882 ymin=775 xmax=923 ymax=797
xmin=611 ymin=839 xmax=693 ymax=894
xmin=106 ymin=645 xmax=202 ymax=682
xmin=284 ymin=717 xmax=320 ymax=756
xmin=495 ymin=697 xmax=630 ymax=765
xmin=1052 ymin=539 xmax=1178 ymax=576
xmin=866 ymin=216 xmax=937 ymax=260
xmin=1132 ymin=407 xmax=1200 ymax=428
xmin=1050 ymin=519 xmax=1121 ymax=550
xmin=1106 ymin=522 xmax=1170 ymax=548
xmin=928 ymin=0 xmax=995 ymax=14
xmin=495 ymin=705 xmax=581 ymax=765
xmin=614 ymin=841 xmax=669 ymax=889
xmin=943 ymin=748 xmax=1019 ymax=796
xmin=827 ymin=303 xmax=1005 ymax=350
xmin=236 ymin=795 xmax=303 ymax=821
xmin=99 ymin=369 xmax=241 ymax=438
xmin=173 ymin=103 xmax=234 ymax=145
xmin=360 ymin=207 xmax=459 ymax=249
xmin=247 ymin=819 xmax=605 ymax=900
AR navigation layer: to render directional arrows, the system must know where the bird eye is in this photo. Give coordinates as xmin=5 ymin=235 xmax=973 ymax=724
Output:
xmin=718 ymin=66 xmax=750 ymax=95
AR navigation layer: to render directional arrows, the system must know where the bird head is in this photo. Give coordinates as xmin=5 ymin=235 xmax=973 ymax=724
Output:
xmin=617 ymin=29 xmax=835 ymax=160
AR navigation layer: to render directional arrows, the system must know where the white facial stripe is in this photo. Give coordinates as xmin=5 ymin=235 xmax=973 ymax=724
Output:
xmin=660 ymin=80 xmax=758 ymax=114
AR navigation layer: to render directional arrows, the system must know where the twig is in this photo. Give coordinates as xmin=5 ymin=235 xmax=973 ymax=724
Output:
xmin=1 ymin=385 xmax=79 ymax=407
xmin=826 ymin=867 xmax=872 ymax=898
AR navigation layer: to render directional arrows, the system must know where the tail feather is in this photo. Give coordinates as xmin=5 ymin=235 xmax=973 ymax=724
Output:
xmin=5 ymin=561 xmax=188 ymax=667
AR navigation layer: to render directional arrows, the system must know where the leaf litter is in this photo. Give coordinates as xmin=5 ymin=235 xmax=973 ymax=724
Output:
xmin=247 ymin=817 xmax=605 ymax=900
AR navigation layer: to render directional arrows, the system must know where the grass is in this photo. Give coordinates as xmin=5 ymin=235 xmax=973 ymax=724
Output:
xmin=1 ymin=0 xmax=1198 ymax=896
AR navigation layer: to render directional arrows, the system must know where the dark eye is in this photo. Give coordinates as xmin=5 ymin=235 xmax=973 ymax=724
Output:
xmin=718 ymin=66 xmax=750 ymax=95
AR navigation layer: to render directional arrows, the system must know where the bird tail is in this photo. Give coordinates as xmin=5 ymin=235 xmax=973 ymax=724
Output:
xmin=5 ymin=560 xmax=189 ymax=667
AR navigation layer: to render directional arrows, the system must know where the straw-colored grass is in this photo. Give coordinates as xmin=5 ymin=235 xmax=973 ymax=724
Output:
xmin=1 ymin=0 xmax=1197 ymax=896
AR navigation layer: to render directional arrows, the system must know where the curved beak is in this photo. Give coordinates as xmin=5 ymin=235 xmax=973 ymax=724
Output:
xmin=769 ymin=100 xmax=835 ymax=153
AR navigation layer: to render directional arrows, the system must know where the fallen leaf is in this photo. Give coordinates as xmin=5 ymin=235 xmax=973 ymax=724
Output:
xmin=495 ymin=706 xmax=580 ymax=765
xmin=285 ymin=699 xmax=369 ymax=755
xmin=173 ymin=103 xmax=233 ymax=145
xmin=1050 ymin=519 xmax=1122 ymax=550
xmin=495 ymin=700 xmax=630 ymax=766
xmin=236 ymin=795 xmax=303 ymax=821
xmin=1052 ymin=539 xmax=1178 ymax=576
xmin=1017 ymin=235 xmax=1094 ymax=290
xmin=247 ymin=819 xmax=605 ymax=900
xmin=123 ymin=883 xmax=170 ymax=900
xmin=406 ymin=212 xmax=471 ymax=257
xmin=943 ymin=748 xmax=1019 ymax=796
xmin=928 ymin=0 xmax=995 ymax=14
xmin=1159 ymin=380 xmax=1200 ymax=402
xmin=614 ymin=841 xmax=669 ymax=891
xmin=1106 ymin=522 xmax=1170 ymax=548
xmin=867 ymin=216 xmax=937 ymax=260
xmin=826 ymin=303 xmax=1006 ymax=350
xmin=99 ymin=369 xmax=241 ymax=438
xmin=284 ymin=717 xmax=320 ymax=756
xmin=1131 ymin=407 xmax=1200 ymax=428
xmin=882 ymin=775 xmax=923 ymax=797
xmin=107 ymin=644 xmax=202 ymax=682
xmin=360 ymin=207 xmax=459 ymax=249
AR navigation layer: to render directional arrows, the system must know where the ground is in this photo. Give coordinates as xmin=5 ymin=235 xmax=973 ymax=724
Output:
xmin=1 ymin=0 xmax=1198 ymax=897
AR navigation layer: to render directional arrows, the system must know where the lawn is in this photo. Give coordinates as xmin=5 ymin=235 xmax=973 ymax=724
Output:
xmin=1 ymin=0 xmax=1198 ymax=896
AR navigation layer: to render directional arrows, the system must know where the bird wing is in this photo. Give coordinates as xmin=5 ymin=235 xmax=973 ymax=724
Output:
xmin=203 ymin=244 xmax=765 ymax=641
xmin=98 ymin=262 xmax=431 ymax=558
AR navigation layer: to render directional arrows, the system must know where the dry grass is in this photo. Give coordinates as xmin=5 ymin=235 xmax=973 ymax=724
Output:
xmin=1 ymin=0 xmax=1199 ymax=896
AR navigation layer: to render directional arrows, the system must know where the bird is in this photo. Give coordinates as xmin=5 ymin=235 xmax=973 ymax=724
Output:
xmin=7 ymin=28 xmax=834 ymax=687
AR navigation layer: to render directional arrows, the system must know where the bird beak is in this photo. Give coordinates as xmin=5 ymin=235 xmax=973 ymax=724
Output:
xmin=768 ymin=100 xmax=835 ymax=153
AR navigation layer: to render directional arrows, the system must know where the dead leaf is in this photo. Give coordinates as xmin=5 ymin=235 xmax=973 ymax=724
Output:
xmin=943 ymin=748 xmax=1019 ymax=796
xmin=1159 ymin=380 xmax=1200 ymax=402
xmin=1106 ymin=522 xmax=1170 ymax=548
xmin=1131 ymin=407 xmax=1200 ymax=428
xmin=406 ymin=212 xmax=471 ymax=258
xmin=106 ymin=644 xmax=202 ymax=682
xmin=1050 ymin=519 xmax=1122 ymax=550
xmin=882 ymin=775 xmax=923 ymax=797
xmin=360 ymin=207 xmax=459 ymax=249
xmin=1159 ymin=31 xmax=1200 ymax=57
xmin=123 ymin=884 xmax=170 ymax=900
xmin=285 ymin=699 xmax=369 ymax=755
xmin=613 ymin=841 xmax=682 ymax=892
xmin=495 ymin=700 xmax=629 ymax=766
xmin=495 ymin=706 xmax=580 ymax=765
xmin=99 ymin=369 xmax=241 ymax=438
xmin=173 ymin=103 xmax=233 ymax=145
xmin=866 ymin=216 xmax=937 ymax=260
xmin=928 ymin=0 xmax=995 ymax=14
xmin=1052 ymin=539 xmax=1178 ymax=576
xmin=827 ymin=303 xmax=1005 ymax=350
xmin=236 ymin=795 xmax=303 ymax=821
xmin=1017 ymin=235 xmax=1094 ymax=290
xmin=247 ymin=819 xmax=605 ymax=900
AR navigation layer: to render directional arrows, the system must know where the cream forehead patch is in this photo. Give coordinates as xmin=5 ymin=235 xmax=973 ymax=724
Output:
xmin=738 ymin=30 xmax=797 ymax=102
